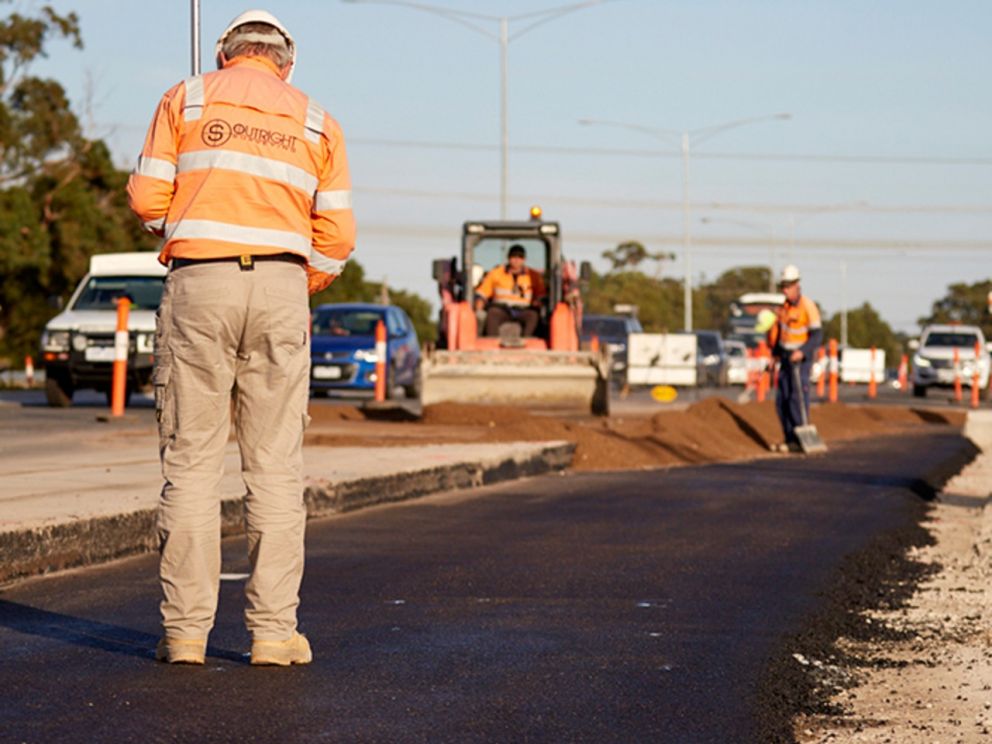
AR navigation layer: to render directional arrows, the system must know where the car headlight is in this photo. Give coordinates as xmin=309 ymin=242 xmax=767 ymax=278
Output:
xmin=353 ymin=348 xmax=379 ymax=363
xmin=136 ymin=333 xmax=155 ymax=353
xmin=71 ymin=333 xmax=88 ymax=352
xmin=913 ymin=355 xmax=931 ymax=368
xmin=42 ymin=330 xmax=70 ymax=352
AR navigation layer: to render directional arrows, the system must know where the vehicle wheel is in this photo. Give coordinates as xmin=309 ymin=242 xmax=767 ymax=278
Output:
xmin=912 ymin=384 xmax=926 ymax=398
xmin=403 ymin=362 xmax=423 ymax=400
xmin=45 ymin=375 xmax=74 ymax=407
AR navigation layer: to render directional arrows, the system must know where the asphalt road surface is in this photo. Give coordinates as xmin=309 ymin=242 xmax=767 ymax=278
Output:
xmin=0 ymin=428 xmax=969 ymax=743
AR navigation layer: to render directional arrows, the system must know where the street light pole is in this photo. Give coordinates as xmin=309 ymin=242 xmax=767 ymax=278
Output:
xmin=579 ymin=112 xmax=791 ymax=331
xmin=344 ymin=0 xmax=610 ymax=219
xmin=681 ymin=133 xmax=691 ymax=330
xmin=191 ymin=0 xmax=201 ymax=75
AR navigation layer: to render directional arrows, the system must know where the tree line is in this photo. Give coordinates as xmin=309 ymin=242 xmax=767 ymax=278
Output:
xmin=0 ymin=6 xmax=985 ymax=367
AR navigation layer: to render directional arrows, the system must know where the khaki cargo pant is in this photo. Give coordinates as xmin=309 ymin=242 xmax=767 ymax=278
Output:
xmin=153 ymin=260 xmax=310 ymax=642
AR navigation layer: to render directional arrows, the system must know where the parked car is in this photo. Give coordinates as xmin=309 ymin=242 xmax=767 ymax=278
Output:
xmin=692 ymin=330 xmax=729 ymax=387
xmin=310 ymin=303 xmax=421 ymax=399
xmin=40 ymin=252 xmax=166 ymax=406
xmin=723 ymin=339 xmax=749 ymax=386
xmin=581 ymin=313 xmax=643 ymax=383
xmin=910 ymin=324 xmax=990 ymax=398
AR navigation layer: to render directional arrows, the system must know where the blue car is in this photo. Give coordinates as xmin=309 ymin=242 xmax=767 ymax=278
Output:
xmin=310 ymin=303 xmax=421 ymax=398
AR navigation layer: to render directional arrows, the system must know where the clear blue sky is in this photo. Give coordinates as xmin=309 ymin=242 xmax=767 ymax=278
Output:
xmin=27 ymin=0 xmax=992 ymax=336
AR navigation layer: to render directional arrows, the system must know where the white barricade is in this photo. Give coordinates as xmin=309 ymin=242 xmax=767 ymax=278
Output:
xmin=626 ymin=333 xmax=698 ymax=386
xmin=840 ymin=347 xmax=886 ymax=384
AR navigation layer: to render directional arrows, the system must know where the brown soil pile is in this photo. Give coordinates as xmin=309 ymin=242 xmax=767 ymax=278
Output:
xmin=305 ymin=399 xmax=963 ymax=472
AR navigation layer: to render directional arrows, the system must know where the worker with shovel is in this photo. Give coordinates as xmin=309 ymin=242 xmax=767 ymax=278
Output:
xmin=767 ymin=265 xmax=823 ymax=453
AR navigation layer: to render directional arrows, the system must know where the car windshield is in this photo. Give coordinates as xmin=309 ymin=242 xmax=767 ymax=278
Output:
xmin=924 ymin=332 xmax=979 ymax=348
xmin=72 ymin=276 xmax=164 ymax=311
xmin=697 ymin=334 xmax=721 ymax=354
xmin=582 ymin=318 xmax=627 ymax=337
xmin=470 ymin=237 xmax=548 ymax=288
xmin=312 ymin=308 xmax=382 ymax=337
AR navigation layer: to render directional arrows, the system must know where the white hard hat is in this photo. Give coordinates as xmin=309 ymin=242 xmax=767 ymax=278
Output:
xmin=778 ymin=264 xmax=801 ymax=285
xmin=216 ymin=9 xmax=297 ymax=82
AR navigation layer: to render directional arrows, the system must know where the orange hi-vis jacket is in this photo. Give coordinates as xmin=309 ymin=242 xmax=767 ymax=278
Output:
xmin=476 ymin=265 xmax=546 ymax=307
xmin=768 ymin=294 xmax=822 ymax=354
xmin=127 ymin=55 xmax=355 ymax=294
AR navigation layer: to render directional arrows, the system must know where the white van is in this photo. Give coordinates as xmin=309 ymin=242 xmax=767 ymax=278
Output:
xmin=39 ymin=252 xmax=166 ymax=406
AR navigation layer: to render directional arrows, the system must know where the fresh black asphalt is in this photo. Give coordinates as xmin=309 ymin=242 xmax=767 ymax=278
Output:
xmin=0 ymin=428 xmax=971 ymax=743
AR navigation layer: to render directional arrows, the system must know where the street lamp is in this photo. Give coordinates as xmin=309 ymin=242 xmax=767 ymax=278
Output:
xmin=344 ymin=0 xmax=612 ymax=218
xmin=579 ymin=113 xmax=791 ymax=331
xmin=699 ymin=215 xmax=778 ymax=292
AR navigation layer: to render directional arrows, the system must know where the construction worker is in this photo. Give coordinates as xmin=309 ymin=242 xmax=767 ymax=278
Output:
xmin=767 ymin=265 xmax=822 ymax=452
xmin=127 ymin=10 xmax=355 ymax=665
xmin=474 ymin=244 xmax=546 ymax=337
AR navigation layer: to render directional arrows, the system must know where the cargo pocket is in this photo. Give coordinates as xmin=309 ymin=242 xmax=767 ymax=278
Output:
xmin=152 ymin=354 xmax=176 ymax=450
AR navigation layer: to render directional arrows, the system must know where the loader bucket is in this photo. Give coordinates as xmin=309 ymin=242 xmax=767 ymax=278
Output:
xmin=420 ymin=349 xmax=611 ymax=416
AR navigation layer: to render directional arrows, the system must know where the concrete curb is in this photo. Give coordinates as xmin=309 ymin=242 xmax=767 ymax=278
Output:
xmin=0 ymin=441 xmax=575 ymax=585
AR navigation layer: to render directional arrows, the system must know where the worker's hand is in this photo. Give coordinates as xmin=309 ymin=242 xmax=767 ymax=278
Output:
xmin=790 ymin=350 xmax=804 ymax=363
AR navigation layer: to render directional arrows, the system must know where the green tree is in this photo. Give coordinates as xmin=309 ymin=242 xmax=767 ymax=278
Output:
xmin=919 ymin=279 xmax=992 ymax=340
xmin=310 ymin=260 xmax=436 ymax=343
xmin=824 ymin=302 xmax=903 ymax=365
xmin=0 ymin=4 xmax=156 ymax=360
xmin=693 ymin=265 xmax=772 ymax=331
xmin=584 ymin=269 xmax=684 ymax=332
xmin=600 ymin=240 xmax=674 ymax=274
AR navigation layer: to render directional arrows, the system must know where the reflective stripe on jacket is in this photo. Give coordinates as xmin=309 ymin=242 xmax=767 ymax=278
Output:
xmin=126 ymin=55 xmax=355 ymax=294
xmin=768 ymin=294 xmax=822 ymax=352
xmin=476 ymin=265 xmax=546 ymax=306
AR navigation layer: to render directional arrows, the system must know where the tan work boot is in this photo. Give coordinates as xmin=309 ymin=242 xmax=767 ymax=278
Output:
xmin=155 ymin=637 xmax=206 ymax=665
xmin=250 ymin=632 xmax=313 ymax=666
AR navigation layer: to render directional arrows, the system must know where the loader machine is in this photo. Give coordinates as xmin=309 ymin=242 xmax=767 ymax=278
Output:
xmin=422 ymin=209 xmax=610 ymax=415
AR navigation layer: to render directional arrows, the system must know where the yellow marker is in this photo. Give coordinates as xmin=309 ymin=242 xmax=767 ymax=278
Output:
xmin=651 ymin=385 xmax=678 ymax=403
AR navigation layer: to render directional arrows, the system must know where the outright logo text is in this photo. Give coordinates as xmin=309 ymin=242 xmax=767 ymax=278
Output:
xmin=201 ymin=119 xmax=297 ymax=151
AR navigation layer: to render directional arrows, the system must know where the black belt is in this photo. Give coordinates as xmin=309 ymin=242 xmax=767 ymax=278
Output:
xmin=171 ymin=253 xmax=306 ymax=271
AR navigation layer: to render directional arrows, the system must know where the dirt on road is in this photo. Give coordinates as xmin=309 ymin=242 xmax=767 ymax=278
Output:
xmin=306 ymin=399 xmax=964 ymax=472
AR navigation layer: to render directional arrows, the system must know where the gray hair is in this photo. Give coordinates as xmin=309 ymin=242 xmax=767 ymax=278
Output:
xmin=221 ymin=22 xmax=292 ymax=68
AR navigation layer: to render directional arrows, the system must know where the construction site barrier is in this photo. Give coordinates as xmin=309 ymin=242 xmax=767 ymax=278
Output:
xmin=897 ymin=354 xmax=908 ymax=394
xmin=756 ymin=340 xmax=770 ymax=403
xmin=374 ymin=319 xmax=387 ymax=402
xmin=972 ymin=340 xmax=981 ymax=409
xmin=839 ymin=347 xmax=886 ymax=385
xmin=815 ymin=347 xmax=826 ymax=400
xmin=110 ymin=297 xmax=131 ymax=417
xmin=626 ymin=333 xmax=697 ymax=387
xmin=953 ymin=347 xmax=962 ymax=403
xmin=868 ymin=346 xmax=878 ymax=399
xmin=828 ymin=339 xmax=839 ymax=403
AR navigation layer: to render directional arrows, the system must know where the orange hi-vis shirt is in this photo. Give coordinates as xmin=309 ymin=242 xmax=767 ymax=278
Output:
xmin=127 ymin=55 xmax=355 ymax=294
xmin=476 ymin=265 xmax=546 ymax=306
xmin=768 ymin=294 xmax=822 ymax=352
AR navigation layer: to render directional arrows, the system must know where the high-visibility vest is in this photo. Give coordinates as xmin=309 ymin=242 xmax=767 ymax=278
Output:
xmin=476 ymin=265 xmax=546 ymax=306
xmin=768 ymin=295 xmax=821 ymax=351
xmin=127 ymin=55 xmax=355 ymax=294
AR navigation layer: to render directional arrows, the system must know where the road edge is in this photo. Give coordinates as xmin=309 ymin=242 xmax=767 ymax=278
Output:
xmin=754 ymin=428 xmax=981 ymax=743
xmin=0 ymin=441 xmax=575 ymax=586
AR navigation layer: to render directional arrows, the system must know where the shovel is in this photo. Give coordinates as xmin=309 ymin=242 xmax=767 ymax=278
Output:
xmin=792 ymin=363 xmax=827 ymax=454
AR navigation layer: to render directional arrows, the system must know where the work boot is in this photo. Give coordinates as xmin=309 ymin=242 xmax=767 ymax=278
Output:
xmin=250 ymin=632 xmax=313 ymax=666
xmin=155 ymin=637 xmax=206 ymax=665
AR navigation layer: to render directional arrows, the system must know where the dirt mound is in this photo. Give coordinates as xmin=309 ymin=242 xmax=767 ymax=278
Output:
xmin=307 ymin=405 xmax=367 ymax=424
xmin=306 ymin=399 xmax=962 ymax=472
